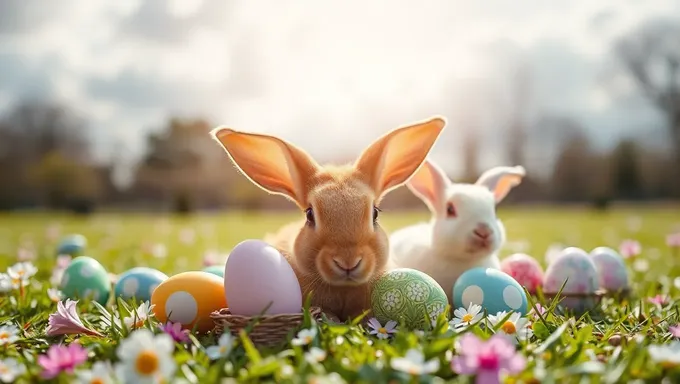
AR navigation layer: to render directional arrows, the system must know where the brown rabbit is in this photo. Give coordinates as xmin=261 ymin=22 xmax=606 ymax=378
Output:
xmin=211 ymin=117 xmax=446 ymax=322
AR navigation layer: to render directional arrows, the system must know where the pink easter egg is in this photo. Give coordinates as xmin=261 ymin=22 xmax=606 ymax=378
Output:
xmin=500 ymin=253 xmax=544 ymax=293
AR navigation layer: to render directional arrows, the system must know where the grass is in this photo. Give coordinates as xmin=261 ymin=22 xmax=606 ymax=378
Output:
xmin=0 ymin=205 xmax=679 ymax=383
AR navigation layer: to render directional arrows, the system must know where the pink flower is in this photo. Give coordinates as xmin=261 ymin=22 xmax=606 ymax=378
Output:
xmin=528 ymin=303 xmax=546 ymax=319
xmin=648 ymin=294 xmax=669 ymax=306
xmin=667 ymin=233 xmax=680 ymax=248
xmin=38 ymin=343 xmax=88 ymax=379
xmin=159 ymin=322 xmax=190 ymax=343
xmin=451 ymin=333 xmax=526 ymax=384
xmin=619 ymin=240 xmax=641 ymax=258
xmin=202 ymin=250 xmax=219 ymax=267
xmin=669 ymin=325 xmax=680 ymax=338
xmin=45 ymin=299 xmax=103 ymax=337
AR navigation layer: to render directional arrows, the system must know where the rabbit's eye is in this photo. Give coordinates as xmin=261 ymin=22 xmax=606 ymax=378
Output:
xmin=373 ymin=206 xmax=381 ymax=223
xmin=446 ymin=202 xmax=457 ymax=218
xmin=305 ymin=207 xmax=315 ymax=225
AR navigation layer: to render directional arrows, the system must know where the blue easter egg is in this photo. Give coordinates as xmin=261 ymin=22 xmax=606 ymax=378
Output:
xmin=114 ymin=267 xmax=168 ymax=303
xmin=202 ymin=265 xmax=225 ymax=278
xmin=57 ymin=234 xmax=87 ymax=256
xmin=453 ymin=267 xmax=528 ymax=316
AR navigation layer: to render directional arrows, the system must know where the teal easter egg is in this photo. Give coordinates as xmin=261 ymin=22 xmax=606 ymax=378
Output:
xmin=371 ymin=268 xmax=449 ymax=329
xmin=114 ymin=267 xmax=168 ymax=303
xmin=57 ymin=234 xmax=87 ymax=256
xmin=60 ymin=256 xmax=111 ymax=305
xmin=453 ymin=268 xmax=528 ymax=316
xmin=202 ymin=265 xmax=224 ymax=278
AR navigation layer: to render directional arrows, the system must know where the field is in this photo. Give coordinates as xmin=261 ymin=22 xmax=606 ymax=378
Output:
xmin=0 ymin=205 xmax=679 ymax=383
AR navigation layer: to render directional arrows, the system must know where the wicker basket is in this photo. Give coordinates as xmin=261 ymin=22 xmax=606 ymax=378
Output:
xmin=211 ymin=307 xmax=323 ymax=348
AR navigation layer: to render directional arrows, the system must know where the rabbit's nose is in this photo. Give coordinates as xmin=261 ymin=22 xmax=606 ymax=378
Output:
xmin=333 ymin=258 xmax=362 ymax=273
xmin=473 ymin=224 xmax=492 ymax=239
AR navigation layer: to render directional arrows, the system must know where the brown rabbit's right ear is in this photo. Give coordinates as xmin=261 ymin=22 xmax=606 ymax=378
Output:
xmin=210 ymin=127 xmax=320 ymax=208
xmin=406 ymin=158 xmax=451 ymax=214
xmin=354 ymin=117 xmax=446 ymax=198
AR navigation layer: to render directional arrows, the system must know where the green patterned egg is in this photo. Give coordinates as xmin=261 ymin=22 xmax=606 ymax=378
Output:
xmin=60 ymin=256 xmax=111 ymax=305
xmin=371 ymin=268 xmax=449 ymax=329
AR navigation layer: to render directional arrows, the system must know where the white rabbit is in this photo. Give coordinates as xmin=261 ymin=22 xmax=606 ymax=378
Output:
xmin=389 ymin=158 xmax=526 ymax=304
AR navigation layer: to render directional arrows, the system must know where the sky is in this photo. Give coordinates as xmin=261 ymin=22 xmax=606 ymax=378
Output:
xmin=0 ymin=0 xmax=679 ymax=186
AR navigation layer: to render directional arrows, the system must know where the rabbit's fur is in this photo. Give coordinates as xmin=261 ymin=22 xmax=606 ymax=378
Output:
xmin=389 ymin=159 xmax=526 ymax=304
xmin=211 ymin=117 xmax=446 ymax=322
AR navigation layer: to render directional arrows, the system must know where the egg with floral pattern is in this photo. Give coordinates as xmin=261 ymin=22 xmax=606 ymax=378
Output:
xmin=589 ymin=246 xmax=629 ymax=292
xmin=500 ymin=253 xmax=544 ymax=293
xmin=543 ymin=247 xmax=600 ymax=313
xmin=371 ymin=268 xmax=449 ymax=329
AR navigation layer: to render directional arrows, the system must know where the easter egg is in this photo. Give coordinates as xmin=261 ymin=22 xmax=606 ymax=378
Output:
xmin=224 ymin=239 xmax=302 ymax=316
xmin=589 ymin=247 xmax=629 ymax=292
xmin=453 ymin=267 xmax=529 ymax=316
xmin=60 ymin=256 xmax=111 ymax=305
xmin=150 ymin=271 xmax=226 ymax=334
xmin=57 ymin=234 xmax=87 ymax=256
xmin=543 ymin=247 xmax=600 ymax=313
xmin=500 ymin=253 xmax=544 ymax=293
xmin=371 ymin=268 xmax=449 ymax=329
xmin=202 ymin=265 xmax=224 ymax=278
xmin=113 ymin=267 xmax=168 ymax=303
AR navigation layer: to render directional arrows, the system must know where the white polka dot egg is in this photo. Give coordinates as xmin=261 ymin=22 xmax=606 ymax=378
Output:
xmin=150 ymin=271 xmax=227 ymax=334
xmin=452 ymin=267 xmax=528 ymax=316
xmin=113 ymin=267 xmax=168 ymax=303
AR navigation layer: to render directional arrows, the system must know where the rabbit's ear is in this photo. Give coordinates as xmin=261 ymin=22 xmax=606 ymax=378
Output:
xmin=406 ymin=159 xmax=451 ymax=214
xmin=211 ymin=127 xmax=320 ymax=208
xmin=475 ymin=165 xmax=526 ymax=203
xmin=354 ymin=117 xmax=446 ymax=198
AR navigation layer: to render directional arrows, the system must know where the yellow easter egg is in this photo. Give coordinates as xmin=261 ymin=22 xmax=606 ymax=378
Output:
xmin=150 ymin=271 xmax=227 ymax=334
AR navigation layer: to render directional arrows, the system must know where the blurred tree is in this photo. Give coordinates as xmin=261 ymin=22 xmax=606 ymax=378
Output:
xmin=609 ymin=139 xmax=644 ymax=200
xmin=505 ymin=61 xmax=531 ymax=167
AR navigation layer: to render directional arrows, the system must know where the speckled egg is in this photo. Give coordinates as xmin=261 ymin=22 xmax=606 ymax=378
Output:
xmin=371 ymin=268 xmax=449 ymax=329
xmin=224 ymin=239 xmax=302 ymax=316
xmin=500 ymin=253 xmax=544 ymax=294
xmin=56 ymin=234 xmax=87 ymax=257
xmin=150 ymin=271 xmax=226 ymax=334
xmin=589 ymin=246 xmax=629 ymax=292
xmin=453 ymin=267 xmax=529 ymax=316
xmin=113 ymin=267 xmax=168 ymax=303
xmin=202 ymin=265 xmax=224 ymax=278
xmin=543 ymin=247 xmax=600 ymax=313
xmin=60 ymin=256 xmax=111 ymax=305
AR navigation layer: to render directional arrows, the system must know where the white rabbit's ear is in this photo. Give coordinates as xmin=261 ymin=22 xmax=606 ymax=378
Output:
xmin=475 ymin=165 xmax=526 ymax=203
xmin=407 ymin=158 xmax=451 ymax=213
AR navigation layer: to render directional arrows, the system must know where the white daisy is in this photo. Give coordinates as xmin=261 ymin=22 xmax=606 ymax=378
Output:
xmin=367 ymin=318 xmax=397 ymax=339
xmin=0 ymin=357 xmax=26 ymax=383
xmin=487 ymin=311 xmax=533 ymax=343
xmin=291 ymin=327 xmax=317 ymax=346
xmin=0 ymin=274 xmax=11 ymax=293
xmin=305 ymin=347 xmax=327 ymax=364
xmin=115 ymin=329 xmax=176 ymax=383
xmin=390 ymin=349 xmax=440 ymax=376
xmin=47 ymin=288 xmax=63 ymax=303
xmin=123 ymin=302 xmax=155 ymax=330
xmin=75 ymin=361 xmax=114 ymax=384
xmin=648 ymin=340 xmax=680 ymax=368
xmin=205 ymin=333 xmax=234 ymax=361
xmin=7 ymin=261 xmax=37 ymax=288
xmin=0 ymin=325 xmax=19 ymax=346
xmin=449 ymin=303 xmax=483 ymax=330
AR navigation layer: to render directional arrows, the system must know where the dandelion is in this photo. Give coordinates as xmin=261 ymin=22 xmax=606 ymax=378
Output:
xmin=38 ymin=343 xmax=89 ymax=379
xmin=619 ymin=239 xmax=641 ymax=258
xmin=367 ymin=318 xmax=398 ymax=339
xmin=291 ymin=327 xmax=317 ymax=346
xmin=123 ymin=301 xmax=155 ymax=330
xmin=487 ymin=312 xmax=533 ymax=344
xmin=648 ymin=341 xmax=680 ymax=369
xmin=449 ymin=303 xmax=484 ymax=330
xmin=45 ymin=299 xmax=103 ymax=337
xmin=305 ymin=347 xmax=327 ymax=364
xmin=0 ymin=357 xmax=26 ymax=383
xmin=158 ymin=322 xmax=190 ymax=344
xmin=0 ymin=274 xmax=11 ymax=293
xmin=47 ymin=288 xmax=63 ymax=303
xmin=647 ymin=294 xmax=669 ymax=306
xmin=75 ymin=361 xmax=114 ymax=384
xmin=205 ymin=333 xmax=234 ymax=360
xmin=667 ymin=233 xmax=680 ymax=248
xmin=0 ymin=324 xmax=19 ymax=346
xmin=115 ymin=329 xmax=176 ymax=383
xmin=390 ymin=349 xmax=440 ymax=376
xmin=451 ymin=333 xmax=527 ymax=383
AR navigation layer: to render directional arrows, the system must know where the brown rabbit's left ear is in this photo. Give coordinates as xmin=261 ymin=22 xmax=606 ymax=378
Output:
xmin=355 ymin=117 xmax=446 ymax=198
xmin=475 ymin=165 xmax=526 ymax=203
xmin=210 ymin=127 xmax=320 ymax=208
